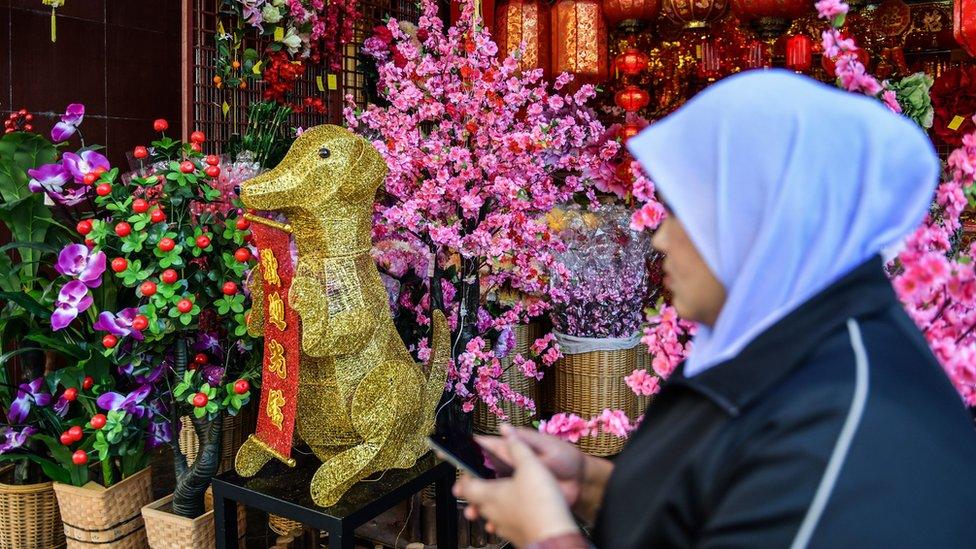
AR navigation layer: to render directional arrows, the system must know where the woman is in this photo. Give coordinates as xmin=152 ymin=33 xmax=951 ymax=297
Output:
xmin=455 ymin=70 xmax=976 ymax=548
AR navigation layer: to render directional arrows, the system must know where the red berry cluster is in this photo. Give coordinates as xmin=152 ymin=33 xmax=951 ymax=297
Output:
xmin=4 ymin=109 xmax=34 ymax=134
xmin=261 ymin=52 xmax=326 ymax=114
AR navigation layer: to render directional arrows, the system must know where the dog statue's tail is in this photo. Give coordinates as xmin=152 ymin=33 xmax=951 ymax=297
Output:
xmin=420 ymin=309 xmax=451 ymax=436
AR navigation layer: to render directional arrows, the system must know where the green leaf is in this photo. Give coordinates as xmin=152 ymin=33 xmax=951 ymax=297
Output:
xmin=24 ymin=333 xmax=86 ymax=358
xmin=0 ymin=195 xmax=52 ymax=282
xmin=0 ymin=291 xmax=51 ymax=319
xmin=193 ymin=406 xmax=206 ymax=419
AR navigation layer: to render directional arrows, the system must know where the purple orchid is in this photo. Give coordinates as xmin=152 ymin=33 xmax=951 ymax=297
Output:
xmin=56 ymin=244 xmax=106 ymax=288
xmin=94 ymin=308 xmax=144 ymax=341
xmin=96 ymin=384 xmax=152 ymax=418
xmin=51 ymin=280 xmax=94 ymax=331
xmin=50 ymin=103 xmax=85 ymax=143
xmin=7 ymin=378 xmax=52 ymax=423
xmin=194 ymin=332 xmax=221 ymax=353
xmin=148 ymin=420 xmax=173 ymax=448
xmin=53 ymin=394 xmax=71 ymax=417
xmin=201 ymin=365 xmax=225 ymax=387
xmin=61 ymin=150 xmax=110 ymax=183
xmin=0 ymin=426 xmax=38 ymax=453
xmin=119 ymin=361 xmax=164 ymax=385
xmin=27 ymin=163 xmax=88 ymax=206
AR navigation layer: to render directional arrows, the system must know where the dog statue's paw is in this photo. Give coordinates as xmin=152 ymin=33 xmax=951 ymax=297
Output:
xmin=234 ymin=435 xmax=276 ymax=477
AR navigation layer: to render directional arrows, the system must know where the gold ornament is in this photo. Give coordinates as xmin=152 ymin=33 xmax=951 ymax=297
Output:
xmin=233 ymin=125 xmax=450 ymax=507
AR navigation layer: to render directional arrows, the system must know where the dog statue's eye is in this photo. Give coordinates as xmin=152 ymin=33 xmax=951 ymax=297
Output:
xmin=318 ymin=147 xmax=331 ymax=159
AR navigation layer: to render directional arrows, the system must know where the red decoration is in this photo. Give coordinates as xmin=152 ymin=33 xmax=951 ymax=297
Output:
xmin=251 ymin=220 xmax=302 ymax=462
xmin=743 ymin=39 xmax=769 ymax=69
xmin=785 ymin=34 xmax=813 ymax=73
xmin=495 ymin=0 xmax=551 ymax=78
xmin=620 ymin=123 xmax=643 ymax=143
xmin=615 ymin=47 xmax=649 ymax=76
xmin=615 ymin=85 xmax=650 ymax=112
xmin=552 ymin=0 xmax=609 ymax=85
xmin=697 ymin=39 xmax=722 ymax=80
xmin=603 ymin=0 xmax=661 ymax=26
xmin=931 ymin=66 xmax=976 ymax=147
xmin=731 ymin=0 xmax=809 ymax=38
xmin=662 ymin=0 xmax=728 ymax=30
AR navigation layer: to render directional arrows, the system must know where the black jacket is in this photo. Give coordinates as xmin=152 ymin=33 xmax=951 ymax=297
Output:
xmin=594 ymin=257 xmax=976 ymax=548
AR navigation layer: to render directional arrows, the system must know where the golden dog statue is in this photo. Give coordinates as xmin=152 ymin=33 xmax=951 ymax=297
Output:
xmin=233 ymin=125 xmax=449 ymax=507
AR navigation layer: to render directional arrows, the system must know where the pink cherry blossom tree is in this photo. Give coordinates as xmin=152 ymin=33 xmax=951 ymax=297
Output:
xmin=345 ymin=0 xmax=617 ymax=421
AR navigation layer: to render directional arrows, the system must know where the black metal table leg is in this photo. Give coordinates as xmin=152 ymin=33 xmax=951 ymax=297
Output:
xmin=435 ymin=466 xmax=459 ymax=549
xmin=213 ymin=486 xmax=239 ymax=549
xmin=327 ymin=525 xmax=355 ymax=549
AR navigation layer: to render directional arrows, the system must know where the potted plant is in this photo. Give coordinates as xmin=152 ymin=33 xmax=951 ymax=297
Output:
xmin=13 ymin=109 xmax=259 ymax=545
xmin=67 ymin=123 xmax=262 ymax=546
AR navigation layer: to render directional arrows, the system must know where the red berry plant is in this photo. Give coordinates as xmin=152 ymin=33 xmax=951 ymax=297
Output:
xmin=71 ymin=122 xmax=260 ymax=518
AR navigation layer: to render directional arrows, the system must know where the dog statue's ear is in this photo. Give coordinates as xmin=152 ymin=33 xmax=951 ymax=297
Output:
xmin=337 ymin=138 xmax=387 ymax=203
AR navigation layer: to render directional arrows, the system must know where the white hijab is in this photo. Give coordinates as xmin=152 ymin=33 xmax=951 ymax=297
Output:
xmin=627 ymin=70 xmax=940 ymax=377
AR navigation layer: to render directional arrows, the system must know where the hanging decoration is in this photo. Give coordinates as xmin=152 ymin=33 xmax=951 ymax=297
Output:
xmin=603 ymin=0 xmax=662 ymax=32
xmin=615 ymin=47 xmax=650 ymax=76
xmin=870 ymin=0 xmax=912 ymax=77
xmin=930 ymin=65 xmax=976 ymax=147
xmin=552 ymin=0 xmax=610 ymax=85
xmin=731 ymin=0 xmax=810 ymax=39
xmin=785 ymin=34 xmax=813 ymax=73
xmin=743 ymin=39 xmax=769 ymax=69
xmin=41 ymin=0 xmax=63 ymax=42
xmin=661 ymin=0 xmax=729 ymax=30
xmin=696 ymin=38 xmax=722 ymax=80
xmin=615 ymin=85 xmax=651 ymax=111
xmin=495 ymin=0 xmax=551 ymax=77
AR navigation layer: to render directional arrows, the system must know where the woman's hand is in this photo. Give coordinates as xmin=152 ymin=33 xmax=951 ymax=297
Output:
xmin=475 ymin=425 xmax=586 ymax=506
xmin=455 ymin=428 xmax=579 ymax=547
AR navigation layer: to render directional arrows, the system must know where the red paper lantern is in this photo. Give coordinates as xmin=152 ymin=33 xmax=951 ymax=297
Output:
xmin=956 ymin=0 xmax=976 ymax=57
xmin=619 ymin=123 xmax=643 ymax=143
xmin=552 ymin=0 xmax=609 ymax=84
xmin=615 ymin=85 xmax=651 ymax=112
xmin=615 ymin=47 xmax=650 ymax=76
xmin=662 ymin=0 xmax=729 ymax=30
xmin=496 ymin=0 xmax=551 ymax=78
xmin=603 ymin=0 xmax=662 ymax=28
xmin=785 ymin=34 xmax=813 ymax=73
xmin=697 ymin=39 xmax=722 ymax=80
xmin=743 ymin=39 xmax=769 ymax=69
xmin=731 ymin=0 xmax=810 ymax=38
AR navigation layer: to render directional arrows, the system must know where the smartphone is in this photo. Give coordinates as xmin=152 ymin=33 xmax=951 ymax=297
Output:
xmin=427 ymin=430 xmax=514 ymax=479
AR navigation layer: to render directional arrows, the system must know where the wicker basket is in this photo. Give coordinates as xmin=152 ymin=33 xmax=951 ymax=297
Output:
xmin=0 ymin=467 xmax=66 ymax=548
xmin=634 ymin=345 xmax=653 ymax=414
xmin=141 ymin=488 xmax=246 ymax=549
xmin=179 ymin=410 xmax=251 ymax=474
xmin=473 ymin=323 xmax=542 ymax=434
xmin=268 ymin=513 xmax=303 ymax=536
xmin=554 ymin=347 xmax=637 ymax=457
xmin=53 ymin=467 xmax=152 ymax=548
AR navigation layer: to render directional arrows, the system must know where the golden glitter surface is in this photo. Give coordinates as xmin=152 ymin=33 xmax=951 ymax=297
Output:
xmin=234 ymin=125 xmax=449 ymax=507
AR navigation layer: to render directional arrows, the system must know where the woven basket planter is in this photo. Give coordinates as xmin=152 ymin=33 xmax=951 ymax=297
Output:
xmin=474 ymin=323 xmax=542 ymax=434
xmin=634 ymin=345 xmax=653 ymax=414
xmin=0 ymin=467 xmax=66 ymax=548
xmin=53 ymin=467 xmax=152 ymax=548
xmin=268 ymin=513 xmax=303 ymax=536
xmin=142 ymin=489 xmax=245 ymax=549
xmin=179 ymin=410 xmax=251 ymax=475
xmin=554 ymin=346 xmax=637 ymax=457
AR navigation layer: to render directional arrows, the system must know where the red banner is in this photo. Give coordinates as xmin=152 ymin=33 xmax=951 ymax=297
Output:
xmin=250 ymin=220 xmax=301 ymax=462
